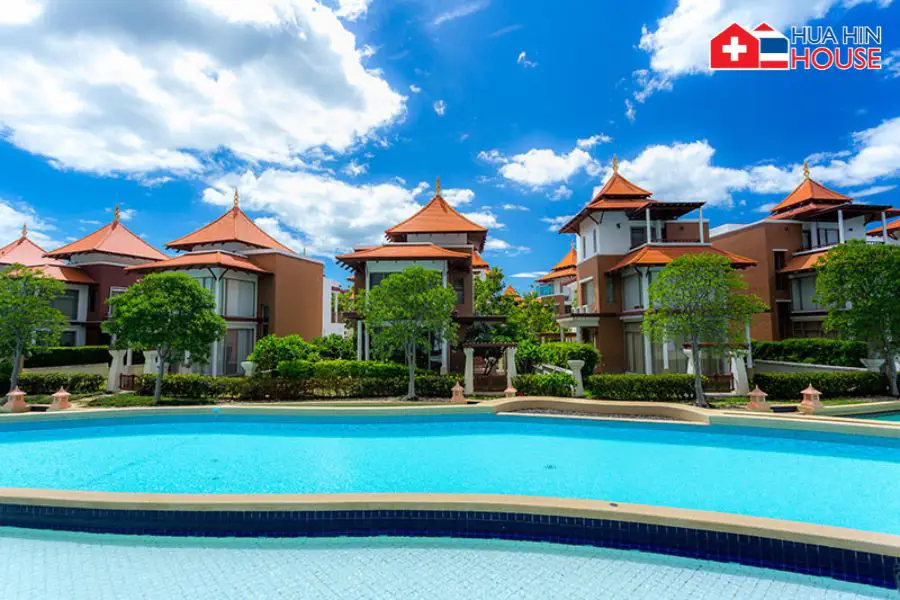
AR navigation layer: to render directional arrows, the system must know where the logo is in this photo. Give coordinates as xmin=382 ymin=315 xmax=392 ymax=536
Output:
xmin=710 ymin=23 xmax=882 ymax=71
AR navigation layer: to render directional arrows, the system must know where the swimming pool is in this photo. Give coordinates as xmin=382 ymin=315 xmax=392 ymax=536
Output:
xmin=1 ymin=413 xmax=899 ymax=536
xmin=0 ymin=528 xmax=890 ymax=599
xmin=859 ymin=412 xmax=900 ymax=422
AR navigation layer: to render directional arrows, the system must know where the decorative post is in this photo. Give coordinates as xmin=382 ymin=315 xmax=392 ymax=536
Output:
xmin=48 ymin=387 xmax=72 ymax=411
xmin=143 ymin=350 xmax=160 ymax=376
xmin=463 ymin=347 xmax=475 ymax=395
xmin=860 ymin=358 xmax=885 ymax=372
xmin=451 ymin=380 xmax=466 ymax=404
xmin=504 ymin=385 xmax=517 ymax=398
xmin=2 ymin=387 xmax=28 ymax=413
xmin=746 ymin=385 xmax=771 ymax=412
xmin=505 ymin=347 xmax=518 ymax=389
xmin=107 ymin=349 xmax=126 ymax=392
xmin=799 ymin=384 xmax=824 ymax=413
xmin=567 ymin=359 xmax=585 ymax=397
xmin=240 ymin=361 xmax=257 ymax=377
xmin=683 ymin=346 xmax=695 ymax=375
xmin=730 ymin=351 xmax=750 ymax=395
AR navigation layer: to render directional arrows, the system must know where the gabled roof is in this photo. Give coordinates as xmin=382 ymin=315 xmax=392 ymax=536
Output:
xmin=45 ymin=210 xmax=167 ymax=261
xmin=779 ymin=249 xmax=829 ymax=274
xmin=607 ymin=245 xmax=757 ymax=273
xmin=771 ymin=165 xmax=851 ymax=215
xmin=472 ymin=250 xmax=489 ymax=269
xmin=166 ymin=194 xmax=294 ymax=253
xmin=591 ymin=171 xmax=652 ymax=200
xmin=503 ymin=285 xmax=521 ymax=300
xmin=336 ymin=243 xmax=472 ymax=270
xmin=536 ymin=266 xmax=577 ymax=283
xmin=385 ymin=193 xmax=487 ymax=236
xmin=0 ymin=228 xmax=64 ymax=267
xmin=551 ymin=246 xmax=577 ymax=271
xmin=33 ymin=265 xmax=97 ymax=284
xmin=126 ymin=251 xmax=269 ymax=274
xmin=868 ymin=218 xmax=900 ymax=238
xmin=536 ymin=245 xmax=578 ymax=283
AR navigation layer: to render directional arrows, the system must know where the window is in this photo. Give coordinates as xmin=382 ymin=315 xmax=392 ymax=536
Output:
xmin=59 ymin=331 xmax=76 ymax=347
xmin=592 ymin=228 xmax=598 ymax=254
xmin=369 ymin=272 xmax=393 ymax=288
xmin=581 ymin=236 xmax=587 ymax=259
xmin=818 ymin=228 xmax=839 ymax=247
xmin=224 ymin=279 xmax=256 ymax=318
xmin=624 ymin=322 xmax=644 ymax=373
xmin=623 ymin=274 xmax=642 ymax=310
xmin=801 ymin=229 xmax=812 ymax=250
xmin=580 ymin=281 xmax=595 ymax=308
xmin=791 ymin=276 xmax=820 ymax=312
xmin=630 ymin=227 xmax=647 ymax=249
xmin=51 ymin=289 xmax=79 ymax=320
xmin=107 ymin=286 xmax=127 ymax=315
xmin=536 ymin=284 xmax=553 ymax=297
xmin=452 ymin=279 xmax=464 ymax=305
xmin=792 ymin=320 xmax=829 ymax=339
xmin=224 ymin=329 xmax=254 ymax=375
xmin=605 ymin=277 xmax=615 ymax=305
xmin=773 ymin=251 xmax=787 ymax=291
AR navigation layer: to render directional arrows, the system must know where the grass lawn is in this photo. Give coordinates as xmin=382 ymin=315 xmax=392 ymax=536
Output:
xmin=708 ymin=397 xmax=890 ymax=409
xmin=26 ymin=393 xmax=97 ymax=405
xmin=87 ymin=395 xmax=216 ymax=408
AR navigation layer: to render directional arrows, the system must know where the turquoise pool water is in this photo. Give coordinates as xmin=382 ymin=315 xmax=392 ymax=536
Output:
xmin=1 ymin=414 xmax=899 ymax=534
xmin=0 ymin=528 xmax=890 ymax=599
xmin=860 ymin=412 xmax=900 ymax=422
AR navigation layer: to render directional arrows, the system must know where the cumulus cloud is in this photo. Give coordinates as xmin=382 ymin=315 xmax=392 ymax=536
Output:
xmin=463 ymin=208 xmax=503 ymax=229
xmin=635 ymin=0 xmax=891 ymax=101
xmin=549 ymin=185 xmax=573 ymax=201
xmin=441 ymin=188 xmax=476 ymax=207
xmin=480 ymin=145 xmax=600 ymax=188
xmin=336 ymin=0 xmax=372 ymax=21
xmin=0 ymin=198 xmax=60 ymax=249
xmin=501 ymin=203 xmax=529 ymax=211
xmin=342 ymin=160 xmax=368 ymax=177
xmin=516 ymin=51 xmax=537 ymax=68
xmin=576 ymin=134 xmax=612 ymax=150
xmin=484 ymin=237 xmax=528 ymax=256
xmin=510 ymin=271 xmax=547 ymax=279
xmin=433 ymin=100 xmax=447 ymax=116
xmin=625 ymin=99 xmax=636 ymax=122
xmin=409 ymin=84 xmax=422 ymax=93
xmin=0 ymin=0 xmax=405 ymax=175
xmin=850 ymin=184 xmax=897 ymax=198
xmin=541 ymin=215 xmax=574 ymax=233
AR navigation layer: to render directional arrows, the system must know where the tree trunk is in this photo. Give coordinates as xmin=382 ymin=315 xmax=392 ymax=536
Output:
xmin=9 ymin=348 xmax=22 ymax=391
xmin=406 ymin=342 xmax=416 ymax=400
xmin=690 ymin=338 xmax=707 ymax=408
xmin=153 ymin=350 xmax=166 ymax=405
xmin=887 ymin=346 xmax=899 ymax=397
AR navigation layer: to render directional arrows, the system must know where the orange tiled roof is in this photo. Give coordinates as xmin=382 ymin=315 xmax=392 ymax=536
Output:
xmin=336 ymin=243 xmax=472 ymax=266
xmin=385 ymin=194 xmax=487 ymax=235
xmin=127 ymin=251 xmax=268 ymax=274
xmin=472 ymin=250 xmax=489 ymax=269
xmin=608 ymin=245 xmax=757 ymax=273
xmin=34 ymin=265 xmax=96 ymax=284
xmin=0 ymin=234 xmax=64 ymax=267
xmin=559 ymin=168 xmax=658 ymax=234
xmin=536 ymin=266 xmax=577 ymax=283
xmin=166 ymin=205 xmax=293 ymax=253
xmin=503 ymin=285 xmax=521 ymax=300
xmin=550 ymin=246 xmax=577 ymax=271
xmin=779 ymin=249 xmax=829 ymax=274
xmin=46 ymin=218 xmax=167 ymax=261
xmin=868 ymin=218 xmax=900 ymax=238
xmin=593 ymin=172 xmax=652 ymax=199
xmin=767 ymin=202 xmax=838 ymax=221
xmin=771 ymin=177 xmax=851 ymax=214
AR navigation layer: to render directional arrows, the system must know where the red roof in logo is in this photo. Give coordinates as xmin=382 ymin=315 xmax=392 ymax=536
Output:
xmin=710 ymin=23 xmax=760 ymax=70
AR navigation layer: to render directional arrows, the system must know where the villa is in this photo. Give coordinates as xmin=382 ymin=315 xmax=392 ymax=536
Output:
xmin=337 ymin=179 xmax=492 ymax=373
xmin=711 ymin=164 xmax=898 ymax=341
xmin=534 ymin=244 xmax=577 ymax=316
xmin=125 ymin=191 xmax=325 ymax=376
xmin=550 ymin=158 xmax=757 ymax=374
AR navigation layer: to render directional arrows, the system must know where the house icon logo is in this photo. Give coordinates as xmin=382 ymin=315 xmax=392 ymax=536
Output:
xmin=710 ymin=23 xmax=790 ymax=70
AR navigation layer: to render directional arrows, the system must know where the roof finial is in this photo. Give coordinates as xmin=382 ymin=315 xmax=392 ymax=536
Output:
xmin=612 ymin=154 xmax=619 ymax=174
xmin=233 ymin=188 xmax=240 ymax=209
xmin=803 ymin=160 xmax=810 ymax=180
xmin=21 ymin=223 xmax=27 ymax=238
xmin=435 ymin=176 xmax=441 ymax=195
xmin=113 ymin=204 xmax=120 ymax=224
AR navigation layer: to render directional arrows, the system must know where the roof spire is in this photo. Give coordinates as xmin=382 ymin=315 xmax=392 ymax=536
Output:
xmin=803 ymin=160 xmax=810 ymax=180
xmin=435 ymin=176 xmax=441 ymax=196
xmin=21 ymin=223 xmax=27 ymax=238
xmin=113 ymin=204 xmax=120 ymax=224
xmin=612 ymin=154 xmax=619 ymax=174
xmin=233 ymin=188 xmax=240 ymax=209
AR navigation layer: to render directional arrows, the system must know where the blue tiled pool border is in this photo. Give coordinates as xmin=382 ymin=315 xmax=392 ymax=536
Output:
xmin=0 ymin=503 xmax=895 ymax=590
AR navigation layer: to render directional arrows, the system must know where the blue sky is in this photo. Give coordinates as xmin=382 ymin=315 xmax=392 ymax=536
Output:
xmin=0 ymin=0 xmax=898 ymax=289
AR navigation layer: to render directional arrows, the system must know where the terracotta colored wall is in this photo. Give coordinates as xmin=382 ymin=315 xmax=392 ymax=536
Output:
xmin=449 ymin=266 xmax=474 ymax=317
xmin=576 ymin=254 xmax=623 ymax=313
xmin=79 ymin=264 xmax=144 ymax=345
xmin=248 ymin=253 xmax=324 ymax=340
xmin=712 ymin=222 xmax=803 ymax=341
xmin=573 ymin=255 xmax=626 ymax=372
xmin=595 ymin=317 xmax=625 ymax=373
xmin=665 ymin=222 xmax=710 ymax=242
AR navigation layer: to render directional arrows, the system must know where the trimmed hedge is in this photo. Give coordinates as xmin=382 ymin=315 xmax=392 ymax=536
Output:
xmin=537 ymin=342 xmax=600 ymax=376
xmin=135 ymin=374 xmax=246 ymax=399
xmin=310 ymin=335 xmax=356 ymax=360
xmin=753 ymin=338 xmax=868 ymax=368
xmin=24 ymin=346 xmax=111 ymax=368
xmin=14 ymin=373 xmax=106 ymax=395
xmin=586 ymin=374 xmax=705 ymax=402
xmin=278 ymin=359 xmax=406 ymax=380
xmin=248 ymin=335 xmax=320 ymax=372
xmin=751 ymin=372 xmax=889 ymax=400
xmin=515 ymin=373 xmax=574 ymax=397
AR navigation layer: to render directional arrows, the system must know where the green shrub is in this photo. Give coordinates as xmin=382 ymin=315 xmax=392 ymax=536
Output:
xmin=514 ymin=373 xmax=575 ymax=397
xmin=24 ymin=346 xmax=111 ymax=368
xmin=277 ymin=359 xmax=406 ymax=380
xmin=248 ymin=335 xmax=320 ymax=372
xmin=753 ymin=338 xmax=868 ymax=368
xmin=310 ymin=334 xmax=356 ymax=360
xmin=537 ymin=342 xmax=600 ymax=376
xmin=413 ymin=374 xmax=456 ymax=398
xmin=135 ymin=374 xmax=246 ymax=399
xmin=751 ymin=371 xmax=888 ymax=400
xmin=585 ymin=374 xmax=703 ymax=402
xmin=15 ymin=373 xmax=106 ymax=395
xmin=515 ymin=340 xmax=542 ymax=374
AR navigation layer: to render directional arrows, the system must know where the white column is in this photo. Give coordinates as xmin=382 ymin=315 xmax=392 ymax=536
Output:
xmin=731 ymin=353 xmax=750 ymax=395
xmin=655 ymin=221 xmax=662 ymax=243
xmin=143 ymin=350 xmax=160 ymax=376
xmin=645 ymin=208 xmax=651 ymax=244
xmin=837 ymin=210 xmax=845 ymax=243
xmin=745 ymin=319 xmax=753 ymax=369
xmin=662 ymin=340 xmax=670 ymax=372
xmin=640 ymin=268 xmax=651 ymax=310
xmin=107 ymin=349 xmax=126 ymax=392
xmin=441 ymin=339 xmax=449 ymax=375
xmin=811 ymin=221 xmax=819 ymax=248
xmin=211 ymin=276 xmax=221 ymax=376
xmin=506 ymin=347 xmax=518 ymax=389
xmin=575 ymin=328 xmax=583 ymax=343
xmin=356 ymin=321 xmax=363 ymax=360
xmin=883 ymin=211 xmax=889 ymax=244
xmin=643 ymin=334 xmax=653 ymax=375
xmin=463 ymin=348 xmax=475 ymax=395
xmin=567 ymin=359 xmax=585 ymax=397
xmin=698 ymin=207 xmax=704 ymax=243
xmin=559 ymin=328 xmax=565 ymax=342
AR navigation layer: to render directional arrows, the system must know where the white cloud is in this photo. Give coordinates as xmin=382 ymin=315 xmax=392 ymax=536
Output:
xmin=253 ymin=216 xmax=305 ymax=254
xmin=482 ymin=145 xmax=600 ymax=188
xmin=754 ymin=202 xmax=777 ymax=213
xmin=105 ymin=206 xmax=137 ymax=222
xmin=885 ymin=49 xmax=900 ymax=78
xmin=510 ymin=271 xmax=547 ymax=279
xmin=342 ymin=160 xmax=368 ymax=177
xmin=409 ymin=84 xmax=422 ymax=93
xmin=463 ymin=208 xmax=503 ymax=229
xmin=501 ymin=203 xmax=529 ymax=211
xmin=516 ymin=51 xmax=537 ymax=68
xmin=442 ymin=188 xmax=475 ymax=207
xmin=576 ymin=134 xmax=612 ymax=150
xmin=0 ymin=198 xmax=59 ymax=249
xmin=0 ymin=0 xmax=42 ymax=25
xmin=336 ymin=0 xmax=372 ymax=21
xmin=433 ymin=100 xmax=447 ymax=116
xmin=635 ymin=0 xmax=891 ymax=101
xmin=849 ymin=184 xmax=897 ymax=198
xmin=484 ymin=237 xmax=528 ymax=256
xmin=549 ymin=185 xmax=573 ymax=201
xmin=488 ymin=24 xmax=523 ymax=38
xmin=625 ymin=100 xmax=636 ymax=122
xmin=433 ymin=1 xmax=489 ymax=26
xmin=203 ymin=170 xmax=426 ymax=257
xmin=541 ymin=215 xmax=574 ymax=233
xmin=0 ymin=0 xmax=405 ymax=174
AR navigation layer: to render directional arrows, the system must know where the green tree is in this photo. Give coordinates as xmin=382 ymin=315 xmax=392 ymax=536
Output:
xmin=358 ymin=267 xmax=457 ymax=398
xmin=311 ymin=334 xmax=355 ymax=360
xmin=814 ymin=241 xmax=900 ymax=396
xmin=0 ymin=265 xmax=67 ymax=390
xmin=508 ymin=292 xmax=560 ymax=340
xmin=643 ymin=254 xmax=767 ymax=406
xmin=474 ymin=268 xmax=515 ymax=316
xmin=249 ymin=334 xmax=320 ymax=371
xmin=104 ymin=273 xmax=227 ymax=404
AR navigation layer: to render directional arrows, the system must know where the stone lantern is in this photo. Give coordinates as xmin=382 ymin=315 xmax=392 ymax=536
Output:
xmin=504 ymin=385 xmax=517 ymax=399
xmin=48 ymin=387 xmax=72 ymax=411
xmin=799 ymin=384 xmax=824 ymax=413
xmin=450 ymin=380 xmax=466 ymax=404
xmin=745 ymin=385 xmax=771 ymax=412
xmin=2 ymin=387 xmax=28 ymax=413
